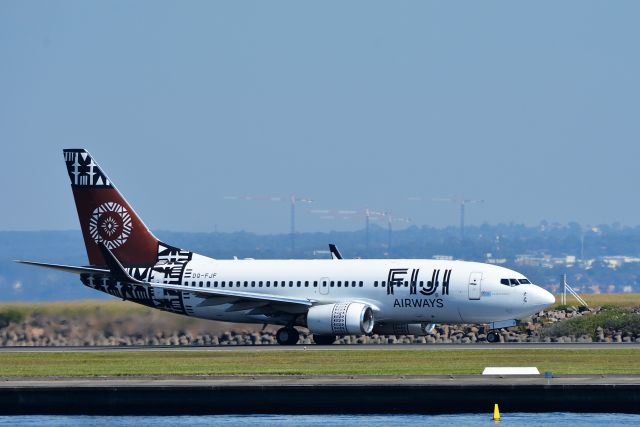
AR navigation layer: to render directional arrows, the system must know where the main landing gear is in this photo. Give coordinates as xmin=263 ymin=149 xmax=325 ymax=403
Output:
xmin=274 ymin=328 xmax=338 ymax=345
xmin=276 ymin=327 xmax=300 ymax=345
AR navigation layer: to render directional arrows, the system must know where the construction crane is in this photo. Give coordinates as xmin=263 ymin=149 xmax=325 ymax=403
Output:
xmin=410 ymin=197 xmax=484 ymax=240
xmin=224 ymin=194 xmax=313 ymax=253
xmin=310 ymin=208 xmax=409 ymax=253
xmin=310 ymin=208 xmax=378 ymax=251
xmin=382 ymin=212 xmax=411 ymax=252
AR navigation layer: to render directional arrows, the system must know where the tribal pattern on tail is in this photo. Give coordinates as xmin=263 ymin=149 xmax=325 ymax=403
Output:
xmin=64 ymin=149 xmax=112 ymax=187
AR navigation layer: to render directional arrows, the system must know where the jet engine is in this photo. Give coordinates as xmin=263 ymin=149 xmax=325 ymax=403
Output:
xmin=306 ymin=302 xmax=374 ymax=335
xmin=373 ymin=322 xmax=436 ymax=336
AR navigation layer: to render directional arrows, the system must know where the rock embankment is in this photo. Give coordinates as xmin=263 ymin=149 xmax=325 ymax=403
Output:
xmin=0 ymin=306 xmax=639 ymax=346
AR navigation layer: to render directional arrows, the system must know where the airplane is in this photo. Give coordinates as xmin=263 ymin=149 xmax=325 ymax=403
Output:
xmin=18 ymin=149 xmax=555 ymax=345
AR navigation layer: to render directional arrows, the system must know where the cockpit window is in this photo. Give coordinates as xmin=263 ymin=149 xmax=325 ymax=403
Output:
xmin=501 ymin=278 xmax=525 ymax=287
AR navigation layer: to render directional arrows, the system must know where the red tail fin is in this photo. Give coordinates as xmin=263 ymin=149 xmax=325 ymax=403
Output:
xmin=63 ymin=149 xmax=159 ymax=266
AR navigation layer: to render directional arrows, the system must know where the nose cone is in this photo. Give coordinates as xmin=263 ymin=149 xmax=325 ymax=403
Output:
xmin=532 ymin=285 xmax=555 ymax=308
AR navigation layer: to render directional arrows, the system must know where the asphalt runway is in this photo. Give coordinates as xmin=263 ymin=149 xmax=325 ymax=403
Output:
xmin=0 ymin=342 xmax=638 ymax=352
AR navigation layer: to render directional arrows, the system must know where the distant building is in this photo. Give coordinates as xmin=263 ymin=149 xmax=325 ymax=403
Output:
xmin=601 ymin=256 xmax=640 ymax=269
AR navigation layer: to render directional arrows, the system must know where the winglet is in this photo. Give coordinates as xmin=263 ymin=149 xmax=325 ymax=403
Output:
xmin=97 ymin=242 xmax=144 ymax=284
xmin=329 ymin=244 xmax=343 ymax=260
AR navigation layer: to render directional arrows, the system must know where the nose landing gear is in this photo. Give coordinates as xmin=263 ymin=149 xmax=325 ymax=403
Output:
xmin=486 ymin=331 xmax=500 ymax=343
xmin=484 ymin=319 xmax=517 ymax=343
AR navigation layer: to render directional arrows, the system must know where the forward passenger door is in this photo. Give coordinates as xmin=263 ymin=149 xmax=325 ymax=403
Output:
xmin=468 ymin=272 xmax=482 ymax=300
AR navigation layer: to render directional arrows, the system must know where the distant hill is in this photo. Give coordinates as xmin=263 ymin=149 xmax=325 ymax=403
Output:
xmin=2 ymin=222 xmax=640 ymax=301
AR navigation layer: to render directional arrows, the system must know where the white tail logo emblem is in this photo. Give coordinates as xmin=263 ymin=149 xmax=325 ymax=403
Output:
xmin=89 ymin=202 xmax=132 ymax=249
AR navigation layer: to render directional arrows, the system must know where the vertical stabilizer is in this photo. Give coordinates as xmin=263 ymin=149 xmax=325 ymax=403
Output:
xmin=63 ymin=149 xmax=159 ymax=266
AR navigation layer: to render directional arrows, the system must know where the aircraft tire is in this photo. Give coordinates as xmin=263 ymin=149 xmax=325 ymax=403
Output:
xmin=486 ymin=331 xmax=499 ymax=343
xmin=276 ymin=327 xmax=300 ymax=345
xmin=312 ymin=334 xmax=337 ymax=345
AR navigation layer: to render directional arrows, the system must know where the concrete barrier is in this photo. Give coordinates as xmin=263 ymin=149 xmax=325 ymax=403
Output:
xmin=0 ymin=376 xmax=639 ymax=414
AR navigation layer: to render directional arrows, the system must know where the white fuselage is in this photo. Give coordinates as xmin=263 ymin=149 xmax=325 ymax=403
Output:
xmin=140 ymin=254 xmax=554 ymax=327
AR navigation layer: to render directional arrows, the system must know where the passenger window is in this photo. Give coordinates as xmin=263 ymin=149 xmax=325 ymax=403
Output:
xmin=251 ymin=281 xmax=255 ymax=287
xmin=199 ymin=281 xmax=203 ymax=287
xmin=289 ymin=281 xmax=293 ymax=287
xmin=313 ymin=281 xmax=318 ymax=287
xmin=297 ymin=281 xmax=301 ymax=287
xmin=359 ymin=281 xmax=363 ymax=287
xmin=337 ymin=281 xmax=341 ymax=287
xmin=266 ymin=281 xmax=270 ymax=287
xmin=382 ymin=281 xmax=386 ymax=287
xmin=206 ymin=282 xmax=210 ymax=287
xmin=244 ymin=281 xmax=248 ymax=287
xmin=305 ymin=281 xmax=309 ymax=287
xmin=330 ymin=281 xmax=335 ymax=287
xmin=221 ymin=281 xmax=225 ymax=287
xmin=374 ymin=281 xmax=378 ymax=287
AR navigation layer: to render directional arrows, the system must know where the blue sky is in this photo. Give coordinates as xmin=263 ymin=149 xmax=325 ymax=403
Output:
xmin=1 ymin=1 xmax=639 ymax=234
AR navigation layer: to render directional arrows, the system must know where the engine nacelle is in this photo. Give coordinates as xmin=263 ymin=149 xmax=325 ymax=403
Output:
xmin=306 ymin=302 xmax=374 ymax=335
xmin=373 ymin=322 xmax=436 ymax=336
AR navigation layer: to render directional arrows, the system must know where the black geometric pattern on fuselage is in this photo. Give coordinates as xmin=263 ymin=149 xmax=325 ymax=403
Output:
xmin=81 ymin=241 xmax=194 ymax=315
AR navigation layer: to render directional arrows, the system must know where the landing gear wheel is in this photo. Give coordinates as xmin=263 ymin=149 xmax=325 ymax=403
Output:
xmin=486 ymin=331 xmax=499 ymax=343
xmin=313 ymin=334 xmax=337 ymax=345
xmin=276 ymin=327 xmax=300 ymax=345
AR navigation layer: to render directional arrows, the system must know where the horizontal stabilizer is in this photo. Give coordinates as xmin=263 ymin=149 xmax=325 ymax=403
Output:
xmin=15 ymin=260 xmax=110 ymax=275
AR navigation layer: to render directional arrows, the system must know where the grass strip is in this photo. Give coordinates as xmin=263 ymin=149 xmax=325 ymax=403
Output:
xmin=0 ymin=349 xmax=638 ymax=377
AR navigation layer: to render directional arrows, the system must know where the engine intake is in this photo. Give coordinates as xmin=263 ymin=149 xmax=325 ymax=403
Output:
xmin=307 ymin=302 xmax=374 ymax=335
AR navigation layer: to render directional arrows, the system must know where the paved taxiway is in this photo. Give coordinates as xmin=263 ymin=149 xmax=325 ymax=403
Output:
xmin=0 ymin=342 xmax=638 ymax=352
xmin=1 ymin=374 xmax=640 ymax=387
